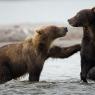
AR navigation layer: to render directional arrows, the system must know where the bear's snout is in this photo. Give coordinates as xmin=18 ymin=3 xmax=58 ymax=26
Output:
xmin=68 ymin=18 xmax=79 ymax=27
xmin=64 ymin=27 xmax=68 ymax=32
xmin=68 ymin=19 xmax=74 ymax=26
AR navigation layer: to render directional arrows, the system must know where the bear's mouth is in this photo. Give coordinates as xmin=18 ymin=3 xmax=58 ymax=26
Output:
xmin=62 ymin=28 xmax=68 ymax=36
xmin=68 ymin=19 xmax=77 ymax=27
xmin=62 ymin=31 xmax=67 ymax=37
xmin=69 ymin=22 xmax=79 ymax=27
xmin=71 ymin=24 xmax=78 ymax=27
xmin=68 ymin=19 xmax=80 ymax=27
xmin=59 ymin=27 xmax=68 ymax=37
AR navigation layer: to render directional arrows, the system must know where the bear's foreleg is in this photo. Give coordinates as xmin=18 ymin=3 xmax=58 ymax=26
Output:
xmin=48 ymin=44 xmax=81 ymax=58
xmin=80 ymin=57 xmax=93 ymax=83
xmin=0 ymin=64 xmax=12 ymax=84
xmin=28 ymin=64 xmax=43 ymax=82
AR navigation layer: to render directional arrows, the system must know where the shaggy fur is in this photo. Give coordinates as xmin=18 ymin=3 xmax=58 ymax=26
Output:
xmin=68 ymin=7 xmax=95 ymax=82
xmin=0 ymin=25 xmax=68 ymax=83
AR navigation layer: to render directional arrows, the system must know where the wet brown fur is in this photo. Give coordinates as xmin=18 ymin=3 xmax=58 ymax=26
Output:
xmin=68 ymin=7 xmax=95 ymax=82
xmin=0 ymin=25 xmax=68 ymax=83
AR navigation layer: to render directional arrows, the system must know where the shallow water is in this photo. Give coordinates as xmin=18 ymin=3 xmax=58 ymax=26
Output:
xmin=1 ymin=80 xmax=95 ymax=95
xmin=0 ymin=52 xmax=95 ymax=95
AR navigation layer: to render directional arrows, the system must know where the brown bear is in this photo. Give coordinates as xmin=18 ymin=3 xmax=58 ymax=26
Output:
xmin=68 ymin=7 xmax=95 ymax=83
xmin=0 ymin=25 xmax=68 ymax=83
xmin=0 ymin=25 xmax=81 ymax=84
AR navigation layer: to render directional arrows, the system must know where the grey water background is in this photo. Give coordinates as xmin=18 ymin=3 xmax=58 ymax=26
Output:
xmin=0 ymin=0 xmax=95 ymax=95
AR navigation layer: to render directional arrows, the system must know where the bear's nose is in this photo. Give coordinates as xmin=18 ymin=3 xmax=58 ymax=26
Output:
xmin=64 ymin=27 xmax=68 ymax=32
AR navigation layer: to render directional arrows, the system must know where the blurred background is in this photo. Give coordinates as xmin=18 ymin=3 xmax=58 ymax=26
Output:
xmin=0 ymin=0 xmax=94 ymax=42
xmin=0 ymin=0 xmax=94 ymax=24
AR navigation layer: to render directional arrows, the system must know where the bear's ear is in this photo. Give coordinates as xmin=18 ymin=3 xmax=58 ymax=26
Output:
xmin=92 ymin=7 xmax=95 ymax=13
xmin=36 ymin=30 xmax=43 ymax=35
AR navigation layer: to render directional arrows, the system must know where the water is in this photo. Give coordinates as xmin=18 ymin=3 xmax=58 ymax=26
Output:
xmin=0 ymin=52 xmax=95 ymax=95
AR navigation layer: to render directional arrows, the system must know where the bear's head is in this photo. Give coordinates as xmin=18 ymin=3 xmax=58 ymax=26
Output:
xmin=68 ymin=7 xmax=95 ymax=27
xmin=36 ymin=25 xmax=68 ymax=41
xmin=35 ymin=26 xmax=68 ymax=51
